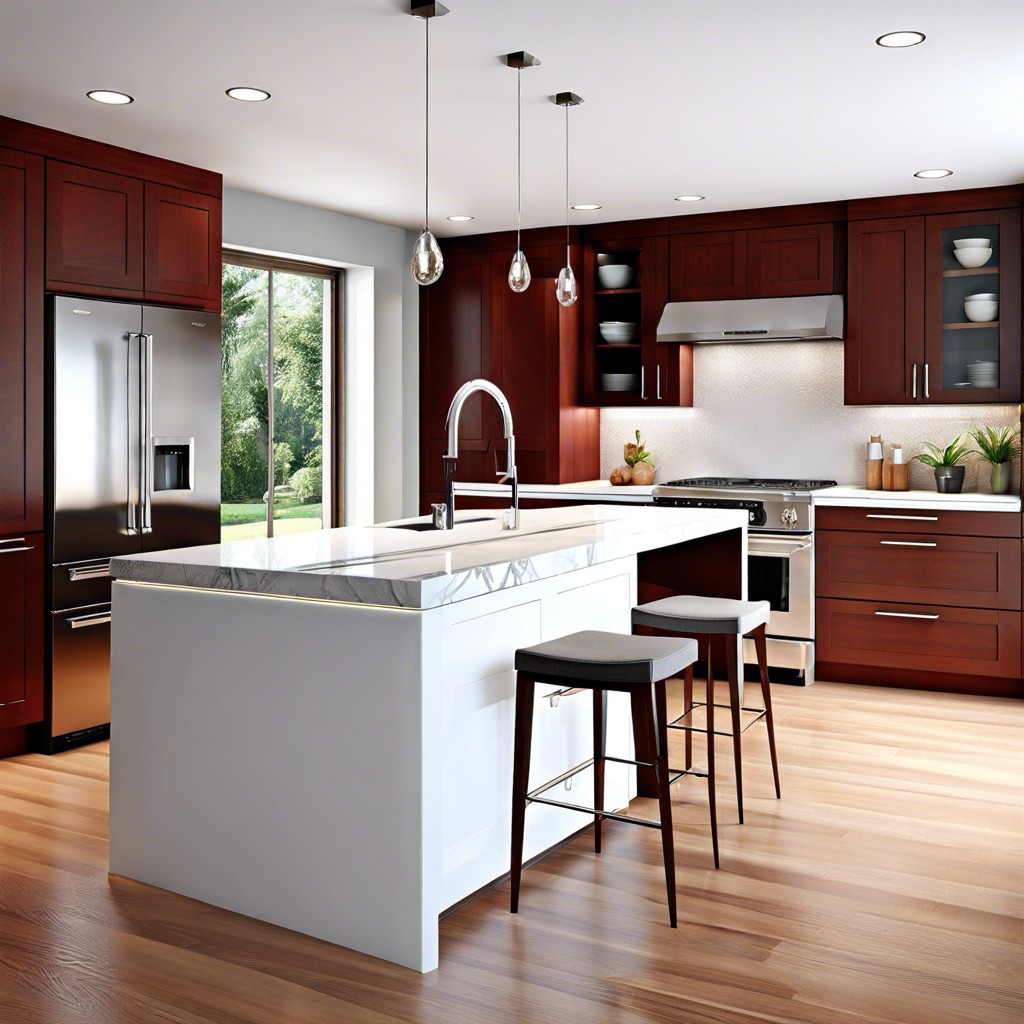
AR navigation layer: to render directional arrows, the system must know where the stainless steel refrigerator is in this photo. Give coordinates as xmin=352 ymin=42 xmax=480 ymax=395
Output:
xmin=43 ymin=295 xmax=221 ymax=752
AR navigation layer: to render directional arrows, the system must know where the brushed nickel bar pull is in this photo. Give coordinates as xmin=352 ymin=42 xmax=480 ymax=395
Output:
xmin=866 ymin=514 xmax=938 ymax=521
xmin=874 ymin=610 xmax=940 ymax=620
xmin=0 ymin=546 xmax=31 ymax=554
xmin=911 ymin=363 xmax=917 ymax=399
xmin=640 ymin=365 xmax=646 ymax=400
xmin=656 ymin=364 xmax=662 ymax=400
xmin=0 ymin=537 xmax=26 ymax=546
xmin=68 ymin=611 xmax=112 ymax=629
xmin=924 ymin=362 xmax=930 ymax=399
xmin=68 ymin=564 xmax=111 ymax=581
xmin=879 ymin=540 xmax=937 ymax=547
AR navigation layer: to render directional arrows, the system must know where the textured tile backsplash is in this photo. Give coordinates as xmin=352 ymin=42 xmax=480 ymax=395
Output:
xmin=600 ymin=341 xmax=1020 ymax=492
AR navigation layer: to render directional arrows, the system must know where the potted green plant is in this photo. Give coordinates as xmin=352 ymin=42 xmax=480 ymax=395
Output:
xmin=969 ymin=424 xmax=1020 ymax=495
xmin=914 ymin=434 xmax=973 ymax=493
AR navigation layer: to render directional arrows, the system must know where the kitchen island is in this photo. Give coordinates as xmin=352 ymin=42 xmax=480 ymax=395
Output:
xmin=108 ymin=504 xmax=746 ymax=972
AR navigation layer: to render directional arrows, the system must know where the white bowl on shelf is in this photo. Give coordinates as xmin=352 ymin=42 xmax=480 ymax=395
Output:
xmin=600 ymin=372 xmax=640 ymax=392
xmin=598 ymin=321 xmax=638 ymax=343
xmin=953 ymin=237 xmax=991 ymax=249
xmin=597 ymin=264 xmax=634 ymax=289
xmin=964 ymin=293 xmax=999 ymax=322
xmin=952 ymin=246 xmax=993 ymax=268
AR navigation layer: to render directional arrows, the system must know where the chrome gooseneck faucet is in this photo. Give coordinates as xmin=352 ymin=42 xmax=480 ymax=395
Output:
xmin=433 ymin=379 xmax=518 ymax=531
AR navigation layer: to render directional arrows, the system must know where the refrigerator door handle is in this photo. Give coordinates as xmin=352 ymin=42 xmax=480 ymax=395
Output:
xmin=126 ymin=332 xmax=139 ymax=536
xmin=141 ymin=333 xmax=154 ymax=534
xmin=68 ymin=610 xmax=113 ymax=629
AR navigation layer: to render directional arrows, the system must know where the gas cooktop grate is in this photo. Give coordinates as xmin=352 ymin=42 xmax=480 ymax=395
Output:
xmin=658 ymin=477 xmax=838 ymax=490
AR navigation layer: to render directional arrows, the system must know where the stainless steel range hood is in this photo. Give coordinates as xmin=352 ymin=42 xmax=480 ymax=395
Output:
xmin=656 ymin=294 xmax=844 ymax=343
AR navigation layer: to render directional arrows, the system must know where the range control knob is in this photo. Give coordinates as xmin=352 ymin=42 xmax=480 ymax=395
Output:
xmin=781 ymin=507 xmax=799 ymax=528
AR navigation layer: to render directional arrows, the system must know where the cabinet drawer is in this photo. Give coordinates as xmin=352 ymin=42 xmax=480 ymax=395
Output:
xmin=816 ymin=597 xmax=1021 ymax=678
xmin=816 ymin=530 xmax=1020 ymax=609
xmin=816 ymin=504 xmax=1021 ymax=538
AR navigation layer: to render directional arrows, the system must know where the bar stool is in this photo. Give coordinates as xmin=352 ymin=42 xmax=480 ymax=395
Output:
xmin=509 ymin=630 xmax=698 ymax=927
xmin=631 ymin=597 xmax=781 ymax=825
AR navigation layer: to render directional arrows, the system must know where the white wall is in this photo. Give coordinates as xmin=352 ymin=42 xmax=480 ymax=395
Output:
xmin=601 ymin=342 xmax=1020 ymax=492
xmin=222 ymin=188 xmax=419 ymax=524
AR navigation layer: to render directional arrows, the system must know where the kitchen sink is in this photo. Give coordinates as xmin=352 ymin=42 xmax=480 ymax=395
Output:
xmin=381 ymin=516 xmax=494 ymax=532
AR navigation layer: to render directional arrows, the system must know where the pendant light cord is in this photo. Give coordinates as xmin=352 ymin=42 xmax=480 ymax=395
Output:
xmin=424 ymin=16 xmax=430 ymax=232
xmin=564 ymin=101 xmax=570 ymax=266
xmin=516 ymin=68 xmax=522 ymax=250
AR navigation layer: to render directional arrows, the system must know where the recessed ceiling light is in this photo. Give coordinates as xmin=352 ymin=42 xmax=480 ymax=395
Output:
xmin=674 ymin=195 xmax=705 ymax=202
xmin=446 ymin=215 xmax=474 ymax=222
xmin=226 ymin=87 xmax=271 ymax=102
xmin=86 ymin=90 xmax=134 ymax=105
xmin=876 ymin=30 xmax=926 ymax=48
xmin=914 ymin=168 xmax=953 ymax=179
xmin=571 ymin=204 xmax=602 ymax=211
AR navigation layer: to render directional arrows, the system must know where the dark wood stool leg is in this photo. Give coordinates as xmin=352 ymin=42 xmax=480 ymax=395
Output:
xmin=704 ymin=653 xmax=719 ymax=869
xmin=633 ymin=684 xmax=676 ymax=928
xmin=593 ymin=688 xmax=607 ymax=853
xmin=724 ymin=633 xmax=744 ymax=824
xmin=752 ymin=624 xmax=781 ymax=799
xmin=510 ymin=672 xmax=535 ymax=914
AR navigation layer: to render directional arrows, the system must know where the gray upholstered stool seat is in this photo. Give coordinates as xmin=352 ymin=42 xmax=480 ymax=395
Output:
xmin=515 ymin=630 xmax=698 ymax=686
xmin=632 ymin=596 xmax=770 ymax=636
xmin=510 ymin=629 xmax=699 ymax=929
xmin=632 ymin=594 xmax=781 ymax=831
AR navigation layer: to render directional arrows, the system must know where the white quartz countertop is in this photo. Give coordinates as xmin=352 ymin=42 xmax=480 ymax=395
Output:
xmin=110 ymin=504 xmax=745 ymax=609
xmin=813 ymin=485 xmax=1021 ymax=513
xmin=455 ymin=479 xmax=655 ymax=503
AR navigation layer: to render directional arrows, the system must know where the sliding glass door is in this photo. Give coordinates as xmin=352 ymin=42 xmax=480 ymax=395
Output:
xmin=220 ymin=254 xmax=341 ymax=541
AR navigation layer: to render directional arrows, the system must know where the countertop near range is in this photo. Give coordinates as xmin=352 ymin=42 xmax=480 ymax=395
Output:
xmin=455 ymin=479 xmax=655 ymax=503
xmin=110 ymin=503 xmax=745 ymax=609
xmin=813 ymin=485 xmax=1021 ymax=514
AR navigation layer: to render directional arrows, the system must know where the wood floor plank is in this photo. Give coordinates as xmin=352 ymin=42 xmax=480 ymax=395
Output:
xmin=0 ymin=679 xmax=1021 ymax=1024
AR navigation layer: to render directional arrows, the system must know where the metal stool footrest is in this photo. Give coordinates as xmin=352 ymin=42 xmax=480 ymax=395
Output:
xmin=668 ymin=701 xmax=768 ymax=737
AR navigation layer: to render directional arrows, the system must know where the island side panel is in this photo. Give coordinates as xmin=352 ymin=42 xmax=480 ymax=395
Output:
xmin=434 ymin=557 xmax=637 ymax=910
xmin=109 ymin=581 xmax=438 ymax=972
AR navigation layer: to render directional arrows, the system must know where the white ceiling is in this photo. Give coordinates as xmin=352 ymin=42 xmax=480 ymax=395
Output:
xmin=3 ymin=0 xmax=1023 ymax=237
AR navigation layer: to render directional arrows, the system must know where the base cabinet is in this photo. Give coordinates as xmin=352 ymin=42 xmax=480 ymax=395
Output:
xmin=815 ymin=505 xmax=1022 ymax=695
xmin=0 ymin=533 xmax=44 ymax=731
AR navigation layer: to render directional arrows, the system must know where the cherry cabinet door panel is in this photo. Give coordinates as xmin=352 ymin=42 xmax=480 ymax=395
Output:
xmin=669 ymin=230 xmax=746 ymax=301
xmin=816 ymin=530 xmax=1020 ymax=610
xmin=46 ymin=161 xmax=144 ymax=292
xmin=816 ymin=597 xmax=1020 ymax=679
xmin=144 ymin=183 xmax=222 ymax=308
xmin=844 ymin=217 xmax=925 ymax=404
xmin=0 ymin=148 xmax=44 ymax=535
xmin=0 ymin=534 xmax=43 ymax=728
xmin=747 ymin=223 xmax=836 ymax=297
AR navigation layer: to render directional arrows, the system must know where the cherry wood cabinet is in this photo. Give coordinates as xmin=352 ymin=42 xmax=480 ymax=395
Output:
xmin=582 ymin=234 xmax=691 ymax=407
xmin=144 ymin=182 xmax=222 ymax=307
xmin=670 ymin=222 xmax=840 ymax=301
xmin=46 ymin=161 xmax=145 ymax=294
xmin=0 ymin=147 xmax=44 ymax=536
xmin=815 ymin=505 xmax=1023 ymax=696
xmin=419 ymin=240 xmax=599 ymax=512
xmin=846 ymin=191 xmax=1021 ymax=406
xmin=0 ymin=533 xmax=44 ymax=733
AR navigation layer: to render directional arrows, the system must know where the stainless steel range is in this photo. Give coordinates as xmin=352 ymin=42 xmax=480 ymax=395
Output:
xmin=652 ymin=477 xmax=837 ymax=684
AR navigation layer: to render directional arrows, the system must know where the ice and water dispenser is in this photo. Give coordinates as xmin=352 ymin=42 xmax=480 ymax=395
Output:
xmin=152 ymin=436 xmax=195 ymax=491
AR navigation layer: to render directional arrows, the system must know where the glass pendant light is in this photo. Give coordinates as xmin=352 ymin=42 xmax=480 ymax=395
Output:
xmin=554 ymin=92 xmax=583 ymax=307
xmin=409 ymin=1 xmax=449 ymax=286
xmin=503 ymin=52 xmax=540 ymax=293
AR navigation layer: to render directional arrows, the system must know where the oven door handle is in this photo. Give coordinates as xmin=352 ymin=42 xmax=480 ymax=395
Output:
xmin=748 ymin=537 xmax=812 ymax=557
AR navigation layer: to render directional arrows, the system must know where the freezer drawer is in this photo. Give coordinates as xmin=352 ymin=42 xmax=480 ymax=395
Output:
xmin=48 ymin=603 xmax=111 ymax=751
xmin=51 ymin=559 xmax=112 ymax=611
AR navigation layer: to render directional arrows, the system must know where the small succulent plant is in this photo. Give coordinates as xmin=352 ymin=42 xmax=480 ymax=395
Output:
xmin=623 ymin=430 xmax=654 ymax=468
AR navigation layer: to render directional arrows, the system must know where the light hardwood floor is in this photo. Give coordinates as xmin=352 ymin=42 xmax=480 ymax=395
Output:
xmin=1 ymin=679 xmax=1021 ymax=1024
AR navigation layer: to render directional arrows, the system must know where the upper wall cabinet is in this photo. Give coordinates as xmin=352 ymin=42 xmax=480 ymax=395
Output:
xmin=144 ymin=183 xmax=222 ymax=307
xmin=0 ymin=148 xmax=44 ymax=536
xmin=670 ymin=222 xmax=841 ymax=301
xmin=46 ymin=162 xmax=144 ymax=294
xmin=845 ymin=206 xmax=1020 ymax=405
